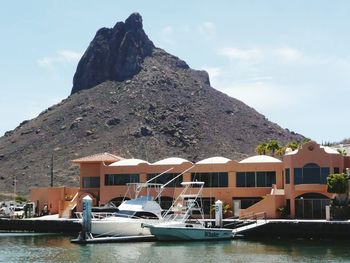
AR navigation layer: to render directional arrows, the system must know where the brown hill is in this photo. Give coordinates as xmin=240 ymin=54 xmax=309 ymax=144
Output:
xmin=0 ymin=13 xmax=303 ymax=197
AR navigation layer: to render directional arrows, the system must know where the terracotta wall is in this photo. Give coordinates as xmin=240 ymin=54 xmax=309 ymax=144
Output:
xmin=77 ymin=159 xmax=284 ymax=216
xmin=283 ymin=141 xmax=344 ymax=217
xmin=29 ymin=187 xmax=79 ymax=215
xmin=240 ymin=194 xmax=285 ymax=218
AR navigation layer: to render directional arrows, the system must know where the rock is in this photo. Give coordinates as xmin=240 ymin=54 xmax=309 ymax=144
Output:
xmin=20 ymin=130 xmax=33 ymax=135
xmin=4 ymin=131 xmax=13 ymax=137
xmin=140 ymin=126 xmax=153 ymax=136
xmin=71 ymin=13 xmax=155 ymax=94
xmin=106 ymin=118 xmax=121 ymax=126
xmin=86 ymin=130 xmax=94 ymax=136
xmin=133 ymin=126 xmax=154 ymax=137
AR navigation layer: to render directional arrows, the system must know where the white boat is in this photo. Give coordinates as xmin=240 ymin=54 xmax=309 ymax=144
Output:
xmin=145 ymin=182 xmax=234 ymax=241
xmin=90 ymin=195 xmax=162 ymax=237
xmin=147 ymin=223 xmax=234 ymax=241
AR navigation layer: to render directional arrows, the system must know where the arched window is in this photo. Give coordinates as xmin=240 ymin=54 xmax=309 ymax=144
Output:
xmin=294 ymin=163 xmax=330 ymax=184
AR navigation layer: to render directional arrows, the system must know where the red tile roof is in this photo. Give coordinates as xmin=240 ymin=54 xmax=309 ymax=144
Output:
xmin=72 ymin=152 xmax=124 ymax=163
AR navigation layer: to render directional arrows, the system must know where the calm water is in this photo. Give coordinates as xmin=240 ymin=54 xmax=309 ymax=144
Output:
xmin=1 ymin=233 xmax=350 ymax=262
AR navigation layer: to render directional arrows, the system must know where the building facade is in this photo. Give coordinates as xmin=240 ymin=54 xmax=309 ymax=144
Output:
xmin=69 ymin=141 xmax=350 ymax=219
xmin=30 ymin=141 xmax=350 ymax=219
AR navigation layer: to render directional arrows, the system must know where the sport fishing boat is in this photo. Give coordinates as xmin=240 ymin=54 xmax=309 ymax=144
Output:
xmin=79 ymin=166 xmax=194 ymax=237
xmin=90 ymin=195 xmax=163 ymax=237
xmin=145 ymin=182 xmax=234 ymax=241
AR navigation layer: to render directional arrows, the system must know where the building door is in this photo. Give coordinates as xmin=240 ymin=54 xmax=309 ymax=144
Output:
xmin=295 ymin=193 xmax=330 ymax=219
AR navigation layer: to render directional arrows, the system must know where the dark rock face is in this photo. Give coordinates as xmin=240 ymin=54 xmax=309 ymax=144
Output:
xmin=71 ymin=13 xmax=155 ymax=94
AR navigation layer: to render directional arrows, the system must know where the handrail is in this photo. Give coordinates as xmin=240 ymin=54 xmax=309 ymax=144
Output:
xmin=70 ymin=192 xmax=79 ymax=203
xmin=238 ymin=211 xmax=267 ymax=229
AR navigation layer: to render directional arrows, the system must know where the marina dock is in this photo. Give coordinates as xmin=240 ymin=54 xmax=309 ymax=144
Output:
xmin=0 ymin=217 xmax=81 ymax=233
xmin=2 ymin=216 xmax=350 ymax=240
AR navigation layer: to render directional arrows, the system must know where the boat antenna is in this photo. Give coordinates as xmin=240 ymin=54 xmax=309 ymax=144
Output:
xmin=157 ymin=165 xmax=195 ymax=196
xmin=145 ymin=167 xmax=174 ymax=184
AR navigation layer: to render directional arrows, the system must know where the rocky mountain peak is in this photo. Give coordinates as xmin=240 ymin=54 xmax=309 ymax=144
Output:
xmin=124 ymin=12 xmax=143 ymax=30
xmin=0 ymin=13 xmax=304 ymax=198
xmin=71 ymin=12 xmax=154 ymax=94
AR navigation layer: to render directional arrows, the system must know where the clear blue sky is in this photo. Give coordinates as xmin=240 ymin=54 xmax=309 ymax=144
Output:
xmin=1 ymin=1 xmax=349 ymax=143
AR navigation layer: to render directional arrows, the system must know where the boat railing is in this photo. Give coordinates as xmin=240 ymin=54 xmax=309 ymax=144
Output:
xmin=162 ymin=181 xmax=205 ymax=222
xmin=75 ymin=212 xmax=116 ymax=220
xmin=75 ymin=211 xmax=161 ymax=221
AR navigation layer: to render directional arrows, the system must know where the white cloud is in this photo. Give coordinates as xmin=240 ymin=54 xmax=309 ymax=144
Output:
xmin=211 ymin=44 xmax=350 ymax=142
xmin=218 ymin=47 xmax=262 ymax=61
xmin=198 ymin=22 xmax=216 ymax=39
xmin=220 ymin=81 xmax=301 ymax=110
xmin=275 ymin=47 xmax=303 ymax=61
xmin=37 ymin=50 xmax=82 ymax=69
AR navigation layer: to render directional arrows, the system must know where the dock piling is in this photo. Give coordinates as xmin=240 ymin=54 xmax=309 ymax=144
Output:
xmin=77 ymin=195 xmax=93 ymax=241
xmin=215 ymin=200 xmax=223 ymax=227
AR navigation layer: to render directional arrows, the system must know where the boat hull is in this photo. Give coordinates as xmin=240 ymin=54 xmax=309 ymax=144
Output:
xmin=91 ymin=218 xmax=158 ymax=237
xmin=149 ymin=225 xmax=234 ymax=241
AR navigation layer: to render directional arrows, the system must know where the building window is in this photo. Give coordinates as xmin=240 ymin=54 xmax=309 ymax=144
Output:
xmin=233 ymin=197 xmax=262 ymax=209
xmin=294 ymin=163 xmax=330 ymax=185
xmin=105 ymin=174 xmax=139 ymax=186
xmin=235 ymin=171 xmax=276 ymax=187
xmin=201 ymin=197 xmax=215 ymax=214
xmin=334 ymin=167 xmax=340 ymax=174
xmin=236 ymin=172 xmax=245 ymax=187
xmin=155 ymin=196 xmax=174 ymax=210
xmin=285 ymin=168 xmax=290 ymax=184
xmin=147 ymin=173 xmax=182 ymax=187
xmin=82 ymin=177 xmax=100 ymax=188
xmin=191 ymin=172 xmax=228 ymax=187
xmin=320 ymin=168 xmax=330 ymax=184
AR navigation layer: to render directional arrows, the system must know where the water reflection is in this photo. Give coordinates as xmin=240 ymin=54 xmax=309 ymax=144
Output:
xmin=1 ymin=234 xmax=350 ymax=263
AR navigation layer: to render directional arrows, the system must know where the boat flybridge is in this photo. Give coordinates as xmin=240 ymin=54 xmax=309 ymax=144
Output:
xmin=144 ymin=181 xmax=235 ymax=241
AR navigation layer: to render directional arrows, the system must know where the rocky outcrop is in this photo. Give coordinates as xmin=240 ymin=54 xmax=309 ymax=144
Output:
xmin=71 ymin=13 xmax=155 ymax=94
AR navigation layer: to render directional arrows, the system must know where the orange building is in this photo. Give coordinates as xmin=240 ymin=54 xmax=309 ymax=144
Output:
xmin=30 ymin=141 xmax=350 ymax=219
